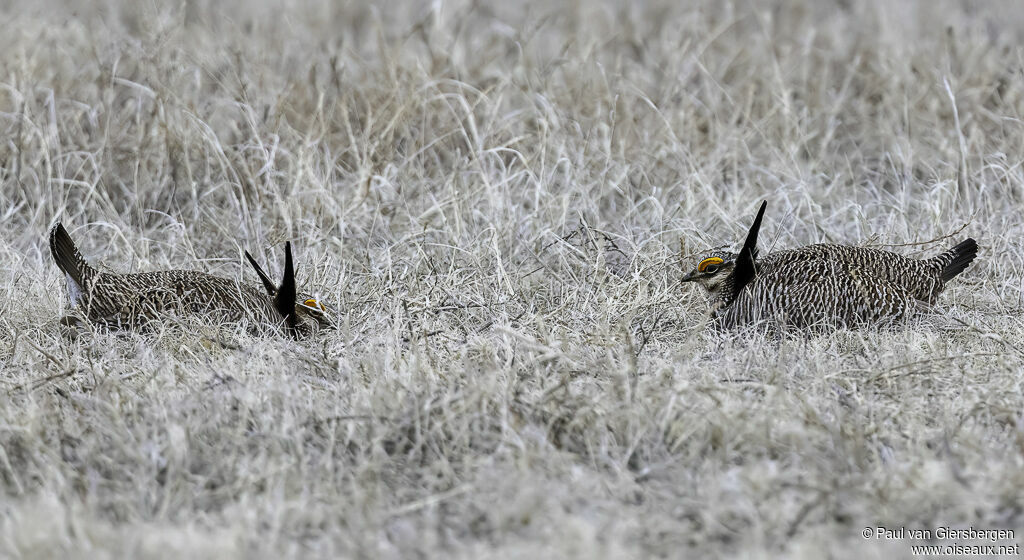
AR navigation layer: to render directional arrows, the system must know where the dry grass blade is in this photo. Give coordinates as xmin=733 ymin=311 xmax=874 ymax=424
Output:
xmin=0 ymin=1 xmax=1020 ymax=558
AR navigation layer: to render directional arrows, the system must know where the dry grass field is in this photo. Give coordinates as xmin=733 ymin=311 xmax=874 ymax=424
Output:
xmin=0 ymin=0 xmax=1022 ymax=557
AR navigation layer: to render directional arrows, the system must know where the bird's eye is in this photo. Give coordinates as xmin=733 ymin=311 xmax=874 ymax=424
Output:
xmin=704 ymin=264 xmax=719 ymax=274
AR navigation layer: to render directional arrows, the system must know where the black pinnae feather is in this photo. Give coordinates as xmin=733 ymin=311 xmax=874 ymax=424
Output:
xmin=273 ymin=241 xmax=298 ymax=334
xmin=730 ymin=200 xmax=767 ymax=301
xmin=245 ymin=250 xmax=278 ymax=296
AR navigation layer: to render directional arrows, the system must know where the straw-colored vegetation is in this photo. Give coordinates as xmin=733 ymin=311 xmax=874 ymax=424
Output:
xmin=0 ymin=0 xmax=1021 ymax=557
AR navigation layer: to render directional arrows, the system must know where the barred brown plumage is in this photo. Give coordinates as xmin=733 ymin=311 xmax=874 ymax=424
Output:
xmin=681 ymin=202 xmax=979 ymax=329
xmin=49 ymin=223 xmax=333 ymax=337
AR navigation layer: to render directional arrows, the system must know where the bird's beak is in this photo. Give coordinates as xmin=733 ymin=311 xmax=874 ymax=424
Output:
xmin=681 ymin=270 xmax=698 ymax=283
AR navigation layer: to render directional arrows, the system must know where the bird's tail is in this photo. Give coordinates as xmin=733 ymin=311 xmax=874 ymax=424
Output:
xmin=49 ymin=223 xmax=97 ymax=290
xmin=935 ymin=238 xmax=978 ymax=282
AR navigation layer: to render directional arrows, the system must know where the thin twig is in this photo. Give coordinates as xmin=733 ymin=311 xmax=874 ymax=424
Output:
xmin=864 ymin=212 xmax=976 ymax=249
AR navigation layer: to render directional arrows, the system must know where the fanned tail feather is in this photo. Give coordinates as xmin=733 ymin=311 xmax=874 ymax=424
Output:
xmin=937 ymin=238 xmax=978 ymax=282
xmin=49 ymin=223 xmax=96 ymax=303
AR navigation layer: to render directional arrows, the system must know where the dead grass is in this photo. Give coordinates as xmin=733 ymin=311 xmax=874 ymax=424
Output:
xmin=0 ymin=0 xmax=1022 ymax=558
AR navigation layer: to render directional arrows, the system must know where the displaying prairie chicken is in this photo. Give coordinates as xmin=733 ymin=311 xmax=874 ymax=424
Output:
xmin=681 ymin=202 xmax=978 ymax=329
xmin=49 ymin=223 xmax=333 ymax=337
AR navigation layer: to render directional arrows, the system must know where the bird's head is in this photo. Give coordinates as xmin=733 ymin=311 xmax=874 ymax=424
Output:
xmin=680 ymin=200 xmax=768 ymax=307
xmin=680 ymin=250 xmax=738 ymax=296
xmin=245 ymin=242 xmax=335 ymax=338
